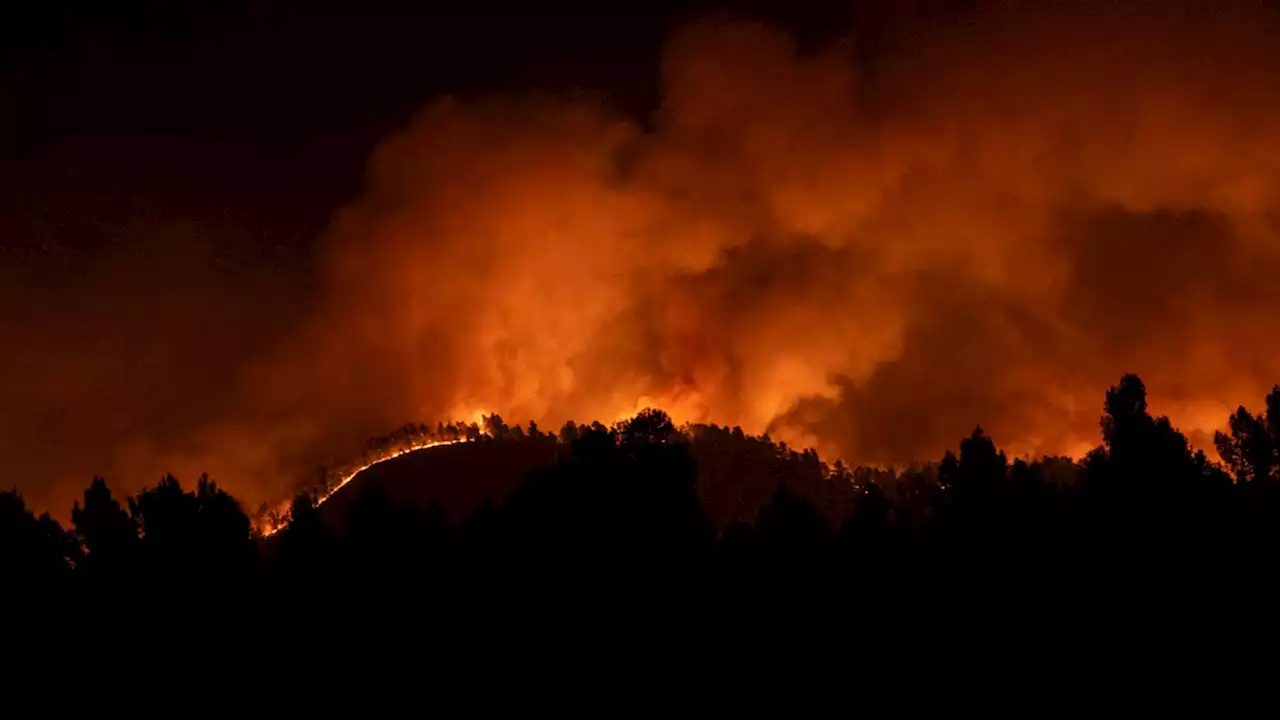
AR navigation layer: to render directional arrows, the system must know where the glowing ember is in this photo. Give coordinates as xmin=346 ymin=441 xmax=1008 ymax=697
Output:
xmin=259 ymin=415 xmax=499 ymax=536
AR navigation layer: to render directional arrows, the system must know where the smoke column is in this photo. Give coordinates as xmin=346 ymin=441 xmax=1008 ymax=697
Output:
xmin=7 ymin=2 xmax=1280 ymax=513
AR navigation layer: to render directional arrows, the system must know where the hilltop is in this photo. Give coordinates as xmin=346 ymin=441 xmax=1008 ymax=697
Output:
xmin=10 ymin=375 xmax=1280 ymax=604
xmin=313 ymin=435 xmax=559 ymax=532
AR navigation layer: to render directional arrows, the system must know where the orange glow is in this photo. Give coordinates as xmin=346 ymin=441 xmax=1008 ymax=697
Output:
xmin=11 ymin=5 xmax=1280 ymax=516
xmin=259 ymin=438 xmax=471 ymax=536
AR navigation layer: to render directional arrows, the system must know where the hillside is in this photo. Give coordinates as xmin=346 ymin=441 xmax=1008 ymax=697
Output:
xmin=297 ymin=418 xmax=875 ymax=537
xmin=313 ymin=436 xmax=561 ymax=532
xmin=15 ymin=380 xmax=1280 ymax=603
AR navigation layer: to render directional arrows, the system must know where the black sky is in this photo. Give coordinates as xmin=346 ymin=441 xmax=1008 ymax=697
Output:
xmin=0 ymin=0 xmax=986 ymax=284
xmin=0 ymin=1 xmax=984 ymax=271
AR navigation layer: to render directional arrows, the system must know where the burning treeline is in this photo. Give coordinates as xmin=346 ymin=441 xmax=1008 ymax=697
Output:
xmin=12 ymin=2 xmax=1280 ymax=512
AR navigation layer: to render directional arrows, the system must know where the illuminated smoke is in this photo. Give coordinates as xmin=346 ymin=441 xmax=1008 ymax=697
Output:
xmin=8 ymin=2 xmax=1280 ymax=513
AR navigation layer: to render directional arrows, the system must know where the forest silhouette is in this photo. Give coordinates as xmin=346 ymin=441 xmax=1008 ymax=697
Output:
xmin=4 ymin=374 xmax=1279 ymax=600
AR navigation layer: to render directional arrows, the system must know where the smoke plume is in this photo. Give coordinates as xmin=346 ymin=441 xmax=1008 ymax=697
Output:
xmin=8 ymin=2 xmax=1280 ymax=514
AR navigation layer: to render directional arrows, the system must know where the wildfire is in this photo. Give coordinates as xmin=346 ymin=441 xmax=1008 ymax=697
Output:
xmin=16 ymin=6 xmax=1280 ymax=518
xmin=257 ymin=402 xmax=682 ymax=538
xmin=258 ymin=400 xmax=686 ymax=537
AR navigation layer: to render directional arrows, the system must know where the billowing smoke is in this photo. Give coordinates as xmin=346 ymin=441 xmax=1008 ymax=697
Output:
xmin=8 ymin=2 xmax=1280 ymax=514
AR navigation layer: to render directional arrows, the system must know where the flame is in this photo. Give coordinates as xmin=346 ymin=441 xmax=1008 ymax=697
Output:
xmin=259 ymin=438 xmax=469 ymax=536
xmin=16 ymin=6 xmax=1280 ymax=517
xmin=260 ymin=410 xmax=497 ymax=536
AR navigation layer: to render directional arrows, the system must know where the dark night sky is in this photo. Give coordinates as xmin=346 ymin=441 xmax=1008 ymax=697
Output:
xmin=0 ymin=0 xmax=889 ymax=273
xmin=0 ymin=0 xmax=988 ymax=326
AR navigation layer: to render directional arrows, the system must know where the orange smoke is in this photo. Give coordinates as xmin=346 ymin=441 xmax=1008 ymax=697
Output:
xmin=9 ymin=2 xmax=1280 ymax=514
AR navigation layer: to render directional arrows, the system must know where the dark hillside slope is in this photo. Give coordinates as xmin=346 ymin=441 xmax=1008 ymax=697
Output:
xmin=316 ymin=436 xmax=560 ymax=531
xmin=311 ymin=424 xmax=874 ymax=534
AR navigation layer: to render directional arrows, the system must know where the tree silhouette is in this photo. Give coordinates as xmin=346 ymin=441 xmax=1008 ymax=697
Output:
xmin=275 ymin=493 xmax=343 ymax=590
xmin=127 ymin=474 xmax=255 ymax=590
xmin=0 ymin=490 xmax=78 ymax=592
xmin=558 ymin=420 xmax=580 ymax=444
xmin=754 ymin=487 xmax=833 ymax=588
xmin=72 ymin=477 xmax=139 ymax=588
xmin=616 ymin=408 xmax=677 ymax=448
xmin=9 ymin=373 xmax=1280 ymax=601
xmin=1215 ymin=406 xmax=1275 ymax=484
xmin=344 ymin=481 xmax=454 ymax=591
xmin=840 ymin=478 xmax=889 ymax=553
xmin=1095 ymin=373 xmax=1220 ymax=493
